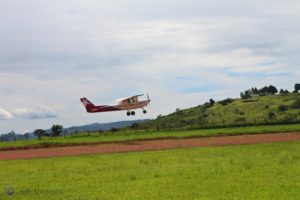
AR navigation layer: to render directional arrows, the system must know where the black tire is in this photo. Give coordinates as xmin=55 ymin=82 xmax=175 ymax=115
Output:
xmin=143 ymin=110 xmax=147 ymax=114
xmin=131 ymin=111 xmax=135 ymax=115
xmin=127 ymin=111 xmax=131 ymax=116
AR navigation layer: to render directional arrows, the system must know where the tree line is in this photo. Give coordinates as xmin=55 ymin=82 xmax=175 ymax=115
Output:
xmin=240 ymin=83 xmax=300 ymax=99
xmin=0 ymin=124 xmax=64 ymax=142
xmin=33 ymin=124 xmax=63 ymax=140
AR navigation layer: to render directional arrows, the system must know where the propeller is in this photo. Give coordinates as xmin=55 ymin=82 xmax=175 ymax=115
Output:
xmin=147 ymin=93 xmax=151 ymax=106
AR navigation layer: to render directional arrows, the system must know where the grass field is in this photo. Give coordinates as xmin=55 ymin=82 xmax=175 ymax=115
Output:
xmin=1 ymin=124 xmax=300 ymax=149
xmin=0 ymin=141 xmax=299 ymax=199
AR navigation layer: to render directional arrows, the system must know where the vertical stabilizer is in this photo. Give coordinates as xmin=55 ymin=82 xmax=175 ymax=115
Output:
xmin=80 ymin=97 xmax=95 ymax=112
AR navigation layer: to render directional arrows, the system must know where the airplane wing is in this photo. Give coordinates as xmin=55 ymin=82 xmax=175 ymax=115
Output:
xmin=115 ymin=94 xmax=144 ymax=104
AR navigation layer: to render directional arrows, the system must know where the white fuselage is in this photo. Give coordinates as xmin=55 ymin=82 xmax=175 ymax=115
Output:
xmin=115 ymin=100 xmax=150 ymax=111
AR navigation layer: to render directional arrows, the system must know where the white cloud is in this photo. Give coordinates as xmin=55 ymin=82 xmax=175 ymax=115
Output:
xmin=0 ymin=108 xmax=14 ymax=120
xmin=0 ymin=104 xmax=57 ymax=122
xmin=12 ymin=105 xmax=58 ymax=120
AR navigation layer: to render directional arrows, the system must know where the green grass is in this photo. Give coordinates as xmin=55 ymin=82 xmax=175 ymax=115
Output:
xmin=0 ymin=141 xmax=299 ymax=199
xmin=1 ymin=124 xmax=300 ymax=149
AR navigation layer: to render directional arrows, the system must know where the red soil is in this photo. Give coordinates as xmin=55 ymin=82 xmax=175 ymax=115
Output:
xmin=0 ymin=132 xmax=299 ymax=160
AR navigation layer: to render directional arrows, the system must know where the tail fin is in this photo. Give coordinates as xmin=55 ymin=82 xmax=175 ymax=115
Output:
xmin=80 ymin=97 xmax=95 ymax=112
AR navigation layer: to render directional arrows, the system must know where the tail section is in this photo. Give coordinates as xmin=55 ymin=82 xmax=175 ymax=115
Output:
xmin=80 ymin=97 xmax=95 ymax=112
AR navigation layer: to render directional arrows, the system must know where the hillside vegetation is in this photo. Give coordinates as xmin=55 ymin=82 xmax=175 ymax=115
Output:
xmin=141 ymin=93 xmax=300 ymax=131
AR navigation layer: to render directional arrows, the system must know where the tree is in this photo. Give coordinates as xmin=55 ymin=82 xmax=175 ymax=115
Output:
xmin=279 ymin=89 xmax=290 ymax=94
xmin=294 ymin=84 xmax=300 ymax=93
xmin=156 ymin=125 xmax=160 ymax=131
xmin=131 ymin=123 xmax=139 ymax=131
xmin=268 ymin=85 xmax=278 ymax=95
xmin=24 ymin=133 xmax=30 ymax=141
xmin=218 ymin=98 xmax=234 ymax=106
xmin=110 ymin=127 xmax=118 ymax=133
xmin=259 ymin=86 xmax=269 ymax=95
xmin=33 ymin=129 xmax=45 ymax=140
xmin=252 ymin=87 xmax=259 ymax=96
xmin=240 ymin=92 xmax=245 ymax=99
xmin=51 ymin=125 xmax=63 ymax=137
xmin=9 ymin=131 xmax=17 ymax=142
xmin=240 ymin=91 xmax=251 ymax=99
xmin=209 ymin=99 xmax=215 ymax=106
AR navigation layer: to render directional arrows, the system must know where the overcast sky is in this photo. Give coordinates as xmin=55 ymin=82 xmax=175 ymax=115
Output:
xmin=0 ymin=0 xmax=300 ymax=133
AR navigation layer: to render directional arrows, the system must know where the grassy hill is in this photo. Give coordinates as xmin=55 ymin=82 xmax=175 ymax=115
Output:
xmin=140 ymin=93 xmax=300 ymax=131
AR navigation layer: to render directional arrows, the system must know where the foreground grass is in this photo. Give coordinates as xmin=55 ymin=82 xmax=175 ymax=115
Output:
xmin=1 ymin=124 xmax=300 ymax=149
xmin=0 ymin=141 xmax=299 ymax=199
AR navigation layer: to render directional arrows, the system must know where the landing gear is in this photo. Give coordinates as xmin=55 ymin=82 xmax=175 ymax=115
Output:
xmin=143 ymin=110 xmax=147 ymax=114
xmin=126 ymin=111 xmax=135 ymax=116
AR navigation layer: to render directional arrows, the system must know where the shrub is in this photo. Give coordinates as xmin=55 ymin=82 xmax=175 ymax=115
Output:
xmin=218 ymin=98 xmax=234 ymax=106
xmin=293 ymin=99 xmax=300 ymax=109
xmin=278 ymin=105 xmax=288 ymax=112
xmin=283 ymin=114 xmax=294 ymax=123
xmin=110 ymin=127 xmax=118 ymax=132
xmin=209 ymin=99 xmax=215 ymax=106
xmin=268 ymin=111 xmax=276 ymax=119
xmin=203 ymin=102 xmax=211 ymax=109
xmin=235 ymin=117 xmax=245 ymax=122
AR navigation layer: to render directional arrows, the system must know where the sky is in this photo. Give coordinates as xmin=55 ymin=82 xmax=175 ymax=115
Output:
xmin=0 ymin=0 xmax=300 ymax=133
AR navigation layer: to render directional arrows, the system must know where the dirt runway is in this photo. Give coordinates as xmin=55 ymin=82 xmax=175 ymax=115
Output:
xmin=0 ymin=132 xmax=299 ymax=160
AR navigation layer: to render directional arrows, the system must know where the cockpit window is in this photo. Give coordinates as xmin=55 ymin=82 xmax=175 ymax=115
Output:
xmin=127 ymin=99 xmax=135 ymax=103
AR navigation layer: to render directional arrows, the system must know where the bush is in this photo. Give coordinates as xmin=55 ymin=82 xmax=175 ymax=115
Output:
xmin=278 ymin=105 xmax=288 ymax=112
xmin=203 ymin=102 xmax=211 ymax=109
xmin=209 ymin=99 xmax=215 ymax=106
xmin=235 ymin=117 xmax=245 ymax=122
xmin=218 ymin=98 xmax=234 ymax=106
xmin=268 ymin=111 xmax=276 ymax=119
xmin=293 ymin=99 xmax=300 ymax=109
xmin=110 ymin=127 xmax=118 ymax=132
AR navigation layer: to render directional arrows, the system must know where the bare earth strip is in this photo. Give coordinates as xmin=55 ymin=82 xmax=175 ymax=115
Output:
xmin=0 ymin=132 xmax=300 ymax=160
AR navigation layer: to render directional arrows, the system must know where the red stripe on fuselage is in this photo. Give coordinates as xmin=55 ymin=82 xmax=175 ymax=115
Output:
xmin=87 ymin=106 xmax=121 ymax=113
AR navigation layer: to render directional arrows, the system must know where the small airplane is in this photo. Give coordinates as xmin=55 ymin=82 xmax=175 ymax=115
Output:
xmin=80 ymin=94 xmax=151 ymax=116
